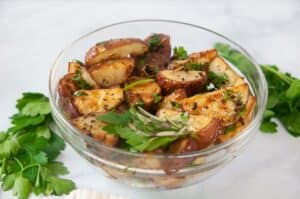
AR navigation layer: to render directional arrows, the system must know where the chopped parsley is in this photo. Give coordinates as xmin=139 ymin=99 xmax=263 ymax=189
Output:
xmin=171 ymin=101 xmax=181 ymax=109
xmin=173 ymin=46 xmax=188 ymax=60
xmin=71 ymin=70 xmax=92 ymax=90
xmin=224 ymin=90 xmax=234 ymax=101
xmin=185 ymin=62 xmax=204 ymax=71
xmin=148 ymin=34 xmax=161 ymax=51
xmin=153 ymin=93 xmax=162 ymax=104
xmin=74 ymin=91 xmax=88 ymax=97
xmin=207 ymin=71 xmax=229 ymax=88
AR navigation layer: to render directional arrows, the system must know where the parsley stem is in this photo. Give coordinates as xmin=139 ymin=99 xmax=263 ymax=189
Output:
xmin=124 ymin=79 xmax=154 ymax=91
xmin=0 ymin=158 xmax=7 ymax=176
xmin=14 ymin=157 xmax=24 ymax=170
xmin=22 ymin=164 xmax=40 ymax=171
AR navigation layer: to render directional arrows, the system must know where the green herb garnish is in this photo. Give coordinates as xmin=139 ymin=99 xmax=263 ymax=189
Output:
xmin=207 ymin=71 xmax=228 ymax=88
xmin=215 ymin=42 xmax=300 ymax=137
xmin=173 ymin=46 xmax=188 ymax=60
xmin=73 ymin=91 xmax=87 ymax=97
xmin=97 ymin=107 xmax=190 ymax=152
xmin=185 ymin=62 xmax=204 ymax=70
xmin=153 ymin=93 xmax=162 ymax=104
xmin=171 ymin=101 xmax=181 ymax=109
xmin=0 ymin=93 xmax=75 ymax=199
xmin=224 ymin=90 xmax=233 ymax=101
xmin=124 ymin=79 xmax=155 ymax=91
xmin=71 ymin=70 xmax=92 ymax=90
xmin=148 ymin=34 xmax=161 ymax=51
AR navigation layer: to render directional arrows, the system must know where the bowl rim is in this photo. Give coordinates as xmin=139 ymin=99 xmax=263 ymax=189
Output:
xmin=49 ymin=19 xmax=268 ymax=159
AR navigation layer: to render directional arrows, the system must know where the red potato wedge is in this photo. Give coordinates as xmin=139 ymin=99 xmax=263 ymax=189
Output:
xmin=157 ymin=108 xmax=224 ymax=173
xmin=217 ymin=96 xmax=257 ymax=143
xmin=85 ymin=38 xmax=148 ymax=66
xmin=159 ymin=89 xmax=187 ymax=110
xmin=157 ymin=109 xmax=224 ymax=149
xmin=135 ymin=34 xmax=171 ymax=76
xmin=209 ymin=56 xmax=245 ymax=87
xmin=180 ymin=83 xmax=250 ymax=126
xmin=73 ymin=88 xmax=124 ymax=115
xmin=126 ymin=81 xmax=161 ymax=108
xmin=169 ymin=49 xmax=217 ymax=70
xmin=156 ymin=70 xmax=207 ymax=95
xmin=72 ymin=114 xmax=119 ymax=146
xmin=58 ymin=74 xmax=80 ymax=118
xmin=68 ymin=60 xmax=98 ymax=88
xmin=89 ymin=58 xmax=135 ymax=88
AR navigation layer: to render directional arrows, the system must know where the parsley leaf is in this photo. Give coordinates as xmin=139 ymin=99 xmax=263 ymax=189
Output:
xmin=173 ymin=46 xmax=188 ymax=60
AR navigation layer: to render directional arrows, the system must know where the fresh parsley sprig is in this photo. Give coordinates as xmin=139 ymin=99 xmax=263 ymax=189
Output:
xmin=97 ymin=107 xmax=190 ymax=152
xmin=0 ymin=93 xmax=75 ymax=199
xmin=215 ymin=42 xmax=300 ymax=137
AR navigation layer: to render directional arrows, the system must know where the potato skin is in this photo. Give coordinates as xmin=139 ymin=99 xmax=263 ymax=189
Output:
xmin=195 ymin=118 xmax=224 ymax=149
xmin=163 ymin=137 xmax=199 ymax=174
xmin=134 ymin=34 xmax=171 ymax=76
xmin=126 ymin=82 xmax=161 ymax=109
xmin=88 ymin=58 xmax=134 ymax=88
xmin=72 ymin=114 xmax=119 ymax=146
xmin=156 ymin=70 xmax=207 ymax=95
xmin=58 ymin=74 xmax=80 ymax=118
xmin=85 ymin=38 xmax=148 ymax=66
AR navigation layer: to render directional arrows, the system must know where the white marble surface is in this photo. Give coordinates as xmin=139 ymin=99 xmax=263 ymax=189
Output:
xmin=1 ymin=0 xmax=300 ymax=198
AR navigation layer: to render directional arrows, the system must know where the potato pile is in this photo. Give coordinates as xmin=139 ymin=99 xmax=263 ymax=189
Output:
xmin=58 ymin=33 xmax=256 ymax=153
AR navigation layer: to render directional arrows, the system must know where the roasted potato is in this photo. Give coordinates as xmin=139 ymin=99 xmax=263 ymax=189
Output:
xmin=217 ymin=96 xmax=257 ymax=143
xmin=58 ymin=74 xmax=80 ymax=118
xmin=156 ymin=70 xmax=207 ymax=94
xmin=89 ymin=58 xmax=135 ymax=88
xmin=159 ymin=89 xmax=187 ymax=110
xmin=73 ymin=88 xmax=124 ymax=115
xmin=157 ymin=109 xmax=224 ymax=149
xmin=85 ymin=38 xmax=148 ymax=66
xmin=180 ymin=83 xmax=250 ymax=126
xmin=209 ymin=57 xmax=245 ymax=87
xmin=163 ymin=137 xmax=199 ymax=173
xmin=169 ymin=49 xmax=217 ymax=70
xmin=134 ymin=34 xmax=171 ymax=76
xmin=68 ymin=60 xmax=98 ymax=88
xmin=126 ymin=81 xmax=161 ymax=108
xmin=72 ymin=114 xmax=119 ymax=146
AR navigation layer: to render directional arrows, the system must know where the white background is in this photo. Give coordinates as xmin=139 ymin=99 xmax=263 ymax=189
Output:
xmin=1 ymin=0 xmax=300 ymax=198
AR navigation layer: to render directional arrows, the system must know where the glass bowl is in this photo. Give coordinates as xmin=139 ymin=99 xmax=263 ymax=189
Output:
xmin=49 ymin=19 xmax=267 ymax=189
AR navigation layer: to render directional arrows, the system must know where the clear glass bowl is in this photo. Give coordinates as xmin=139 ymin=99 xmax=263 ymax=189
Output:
xmin=49 ymin=19 xmax=267 ymax=189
